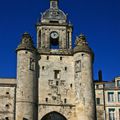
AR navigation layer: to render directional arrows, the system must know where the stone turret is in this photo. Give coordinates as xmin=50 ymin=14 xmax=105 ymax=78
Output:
xmin=16 ymin=32 xmax=36 ymax=51
xmin=74 ymin=34 xmax=96 ymax=120
xmin=74 ymin=34 xmax=93 ymax=56
xmin=16 ymin=33 xmax=38 ymax=120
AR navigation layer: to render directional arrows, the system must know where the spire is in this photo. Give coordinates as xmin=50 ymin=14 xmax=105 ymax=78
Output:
xmin=50 ymin=0 xmax=59 ymax=9
xmin=16 ymin=32 xmax=36 ymax=52
xmin=75 ymin=34 xmax=88 ymax=46
xmin=74 ymin=33 xmax=94 ymax=59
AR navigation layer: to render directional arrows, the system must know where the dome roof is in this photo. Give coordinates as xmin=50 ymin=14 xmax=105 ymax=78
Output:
xmin=16 ymin=32 xmax=36 ymax=52
xmin=41 ymin=8 xmax=67 ymax=22
xmin=74 ymin=34 xmax=94 ymax=55
xmin=40 ymin=0 xmax=67 ymax=23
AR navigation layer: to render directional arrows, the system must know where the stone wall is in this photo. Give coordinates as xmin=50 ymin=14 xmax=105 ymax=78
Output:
xmin=38 ymin=54 xmax=75 ymax=120
xmin=0 ymin=78 xmax=16 ymax=120
xmin=74 ymin=52 xmax=95 ymax=120
xmin=16 ymin=50 xmax=37 ymax=120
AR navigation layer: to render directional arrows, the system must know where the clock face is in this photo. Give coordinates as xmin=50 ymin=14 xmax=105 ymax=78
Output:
xmin=50 ymin=31 xmax=59 ymax=39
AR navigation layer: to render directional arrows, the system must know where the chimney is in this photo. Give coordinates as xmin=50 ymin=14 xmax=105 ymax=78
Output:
xmin=98 ymin=70 xmax=103 ymax=82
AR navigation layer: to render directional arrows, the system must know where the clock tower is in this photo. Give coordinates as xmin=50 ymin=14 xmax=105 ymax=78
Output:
xmin=36 ymin=0 xmax=96 ymax=120
xmin=36 ymin=0 xmax=72 ymax=53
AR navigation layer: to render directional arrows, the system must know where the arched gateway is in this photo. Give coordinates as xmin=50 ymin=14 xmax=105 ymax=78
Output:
xmin=41 ymin=112 xmax=67 ymax=120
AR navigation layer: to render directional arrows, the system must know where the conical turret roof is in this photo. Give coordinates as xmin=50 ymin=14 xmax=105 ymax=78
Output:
xmin=74 ymin=34 xmax=93 ymax=55
xmin=16 ymin=32 xmax=36 ymax=52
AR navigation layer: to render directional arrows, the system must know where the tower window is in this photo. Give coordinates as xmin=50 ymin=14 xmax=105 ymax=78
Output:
xmin=47 ymin=56 xmax=49 ymax=60
xmin=60 ymin=57 xmax=62 ymax=60
xmin=54 ymin=70 xmax=60 ymax=79
xmin=5 ymin=104 xmax=9 ymax=108
xmin=56 ymin=81 xmax=59 ymax=86
xmin=5 ymin=117 xmax=9 ymax=120
xmin=25 ymin=51 xmax=28 ymax=54
xmin=6 ymin=92 xmax=9 ymax=95
xmin=30 ymin=58 xmax=35 ymax=71
xmin=65 ymin=67 xmax=67 ymax=71
xmin=64 ymin=99 xmax=67 ymax=104
xmin=70 ymin=84 xmax=72 ymax=88
xmin=46 ymin=98 xmax=48 ymax=102
xmin=42 ymin=66 xmax=45 ymax=70
xmin=82 ymin=54 xmax=84 ymax=56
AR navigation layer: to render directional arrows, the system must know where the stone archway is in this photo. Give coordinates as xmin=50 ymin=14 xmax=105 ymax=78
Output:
xmin=41 ymin=111 xmax=67 ymax=120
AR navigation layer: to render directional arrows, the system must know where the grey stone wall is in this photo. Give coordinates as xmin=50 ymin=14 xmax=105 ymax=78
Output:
xmin=0 ymin=78 xmax=16 ymax=120
xmin=16 ymin=50 xmax=37 ymax=120
xmin=38 ymin=52 xmax=96 ymax=120
xmin=38 ymin=55 xmax=76 ymax=120
xmin=74 ymin=52 xmax=95 ymax=120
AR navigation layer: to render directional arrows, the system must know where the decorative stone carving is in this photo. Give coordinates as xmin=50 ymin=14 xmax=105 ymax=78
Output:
xmin=75 ymin=60 xmax=81 ymax=73
xmin=16 ymin=32 xmax=36 ymax=52
xmin=74 ymin=34 xmax=94 ymax=59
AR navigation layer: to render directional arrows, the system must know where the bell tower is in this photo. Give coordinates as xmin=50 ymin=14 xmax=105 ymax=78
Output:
xmin=37 ymin=0 xmax=96 ymax=120
xmin=36 ymin=0 xmax=73 ymax=53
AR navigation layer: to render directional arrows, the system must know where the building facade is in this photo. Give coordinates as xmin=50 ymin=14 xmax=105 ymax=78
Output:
xmin=0 ymin=0 xmax=119 ymax=120
xmin=95 ymin=76 xmax=120 ymax=120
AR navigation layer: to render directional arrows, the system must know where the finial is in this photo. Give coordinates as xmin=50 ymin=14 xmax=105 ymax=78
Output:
xmin=79 ymin=33 xmax=86 ymax=40
xmin=16 ymin=32 xmax=36 ymax=52
xmin=23 ymin=32 xmax=29 ymax=35
xmin=75 ymin=33 xmax=88 ymax=46
xmin=22 ymin=32 xmax=31 ymax=38
xmin=50 ymin=0 xmax=59 ymax=9
xmin=80 ymin=33 xmax=84 ymax=36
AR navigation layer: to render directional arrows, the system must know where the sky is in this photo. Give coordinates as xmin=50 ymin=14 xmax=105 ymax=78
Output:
xmin=0 ymin=0 xmax=120 ymax=81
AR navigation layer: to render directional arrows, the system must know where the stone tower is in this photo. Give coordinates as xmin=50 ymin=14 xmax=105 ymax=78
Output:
xmin=16 ymin=33 xmax=38 ymax=120
xmin=74 ymin=34 xmax=95 ymax=120
xmin=37 ymin=0 xmax=96 ymax=120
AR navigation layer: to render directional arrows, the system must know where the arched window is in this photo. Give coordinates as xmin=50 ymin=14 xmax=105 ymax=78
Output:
xmin=38 ymin=30 xmax=41 ymax=48
xmin=23 ymin=118 xmax=28 ymax=120
xmin=67 ymin=31 xmax=70 ymax=49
